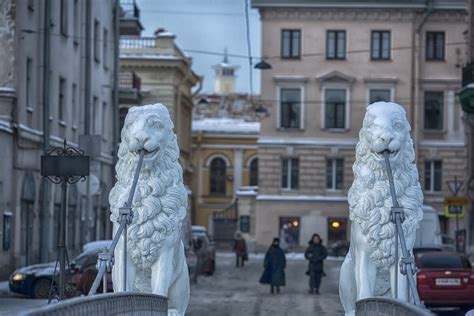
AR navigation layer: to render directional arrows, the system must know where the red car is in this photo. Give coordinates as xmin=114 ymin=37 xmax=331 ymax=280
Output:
xmin=416 ymin=252 xmax=474 ymax=308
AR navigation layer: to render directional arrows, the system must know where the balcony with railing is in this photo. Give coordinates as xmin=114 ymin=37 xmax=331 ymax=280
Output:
xmin=119 ymin=0 xmax=143 ymax=36
xmin=460 ymin=63 xmax=474 ymax=113
xmin=119 ymin=71 xmax=142 ymax=104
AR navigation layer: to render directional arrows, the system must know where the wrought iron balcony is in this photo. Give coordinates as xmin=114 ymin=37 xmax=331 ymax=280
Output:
xmin=460 ymin=63 xmax=474 ymax=114
xmin=119 ymin=71 xmax=142 ymax=104
xmin=119 ymin=0 xmax=143 ymax=36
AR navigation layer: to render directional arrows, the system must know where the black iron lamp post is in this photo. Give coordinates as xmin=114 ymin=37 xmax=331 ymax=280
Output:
xmin=41 ymin=140 xmax=89 ymax=300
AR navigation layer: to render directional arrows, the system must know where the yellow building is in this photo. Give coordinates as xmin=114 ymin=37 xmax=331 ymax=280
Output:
xmin=191 ymin=117 xmax=260 ymax=234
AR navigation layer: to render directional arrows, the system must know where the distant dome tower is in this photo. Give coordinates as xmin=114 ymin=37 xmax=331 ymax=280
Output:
xmin=213 ymin=48 xmax=240 ymax=94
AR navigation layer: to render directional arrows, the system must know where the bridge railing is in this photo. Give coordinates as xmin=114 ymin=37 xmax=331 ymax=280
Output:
xmin=26 ymin=292 xmax=167 ymax=316
xmin=356 ymin=297 xmax=434 ymax=316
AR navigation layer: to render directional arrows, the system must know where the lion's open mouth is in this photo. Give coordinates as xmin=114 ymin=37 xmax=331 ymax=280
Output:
xmin=131 ymin=148 xmax=159 ymax=159
xmin=374 ymin=150 xmax=398 ymax=159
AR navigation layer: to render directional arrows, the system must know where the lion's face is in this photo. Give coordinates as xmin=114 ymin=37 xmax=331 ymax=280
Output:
xmin=361 ymin=102 xmax=411 ymax=164
xmin=121 ymin=104 xmax=172 ymax=163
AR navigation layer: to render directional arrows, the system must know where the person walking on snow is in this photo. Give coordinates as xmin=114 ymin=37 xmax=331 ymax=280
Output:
xmin=304 ymin=233 xmax=327 ymax=294
xmin=233 ymin=232 xmax=248 ymax=267
xmin=259 ymin=237 xmax=286 ymax=294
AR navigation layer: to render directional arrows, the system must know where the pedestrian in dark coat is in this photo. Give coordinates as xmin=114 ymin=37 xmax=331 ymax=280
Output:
xmin=259 ymin=238 xmax=286 ymax=294
xmin=304 ymin=233 xmax=327 ymax=294
xmin=233 ymin=233 xmax=248 ymax=267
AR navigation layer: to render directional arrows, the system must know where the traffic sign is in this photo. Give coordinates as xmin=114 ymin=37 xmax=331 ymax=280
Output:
xmin=444 ymin=197 xmax=468 ymax=218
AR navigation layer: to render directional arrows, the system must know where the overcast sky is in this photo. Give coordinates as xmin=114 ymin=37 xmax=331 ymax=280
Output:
xmin=136 ymin=0 xmax=261 ymax=94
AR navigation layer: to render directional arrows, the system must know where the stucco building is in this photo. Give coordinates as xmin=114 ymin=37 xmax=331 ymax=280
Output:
xmin=191 ymin=55 xmax=260 ymax=246
xmin=252 ymin=0 xmax=469 ymax=249
xmin=0 ymin=0 xmax=127 ymax=277
xmin=119 ymin=30 xmax=201 ymax=188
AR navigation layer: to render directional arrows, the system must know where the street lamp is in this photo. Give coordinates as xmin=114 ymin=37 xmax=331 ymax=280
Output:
xmin=254 ymin=59 xmax=272 ymax=70
xmin=254 ymin=103 xmax=269 ymax=120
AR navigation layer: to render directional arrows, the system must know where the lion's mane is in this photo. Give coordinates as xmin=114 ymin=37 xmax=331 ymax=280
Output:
xmin=109 ymin=105 xmax=187 ymax=268
xmin=348 ymin=109 xmax=423 ymax=267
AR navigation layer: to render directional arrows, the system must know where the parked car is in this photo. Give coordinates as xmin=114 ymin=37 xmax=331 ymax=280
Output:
xmin=82 ymin=240 xmax=112 ymax=254
xmin=192 ymin=225 xmax=216 ymax=275
xmin=416 ymin=252 xmax=474 ymax=308
xmin=327 ymin=240 xmax=350 ymax=257
xmin=9 ymin=246 xmax=113 ymax=298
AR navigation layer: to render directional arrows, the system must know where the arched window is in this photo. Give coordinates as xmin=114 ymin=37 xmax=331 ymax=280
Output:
xmin=250 ymin=158 xmax=258 ymax=186
xmin=210 ymin=158 xmax=226 ymax=195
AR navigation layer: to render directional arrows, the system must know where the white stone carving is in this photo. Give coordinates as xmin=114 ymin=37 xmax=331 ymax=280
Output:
xmin=109 ymin=103 xmax=189 ymax=316
xmin=339 ymin=102 xmax=423 ymax=316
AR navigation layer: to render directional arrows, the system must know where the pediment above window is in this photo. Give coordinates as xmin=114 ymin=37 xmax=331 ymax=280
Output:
xmin=316 ymin=70 xmax=355 ymax=84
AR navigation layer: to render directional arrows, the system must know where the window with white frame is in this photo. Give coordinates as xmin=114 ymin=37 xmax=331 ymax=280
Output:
xmin=94 ymin=20 xmax=100 ymax=62
xmin=426 ymin=32 xmax=445 ymax=61
xmin=26 ymin=58 xmax=32 ymax=110
xmin=280 ymin=88 xmax=301 ymax=129
xmin=424 ymin=91 xmax=444 ymax=130
xmin=326 ymin=158 xmax=343 ymax=190
xmin=210 ymin=157 xmax=227 ymax=195
xmin=58 ymin=77 xmax=66 ymax=122
xmin=249 ymin=158 xmax=258 ymax=186
xmin=327 ymin=30 xmax=346 ymax=59
xmin=281 ymin=158 xmax=299 ymax=190
xmin=369 ymin=89 xmax=391 ymax=104
xmin=424 ymin=160 xmax=442 ymax=192
xmin=371 ymin=31 xmax=391 ymax=60
xmin=281 ymin=29 xmax=301 ymax=59
xmin=325 ymin=89 xmax=346 ymax=129
xmin=103 ymin=28 xmax=108 ymax=69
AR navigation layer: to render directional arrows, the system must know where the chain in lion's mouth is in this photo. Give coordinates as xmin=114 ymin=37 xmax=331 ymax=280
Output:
xmin=374 ymin=150 xmax=398 ymax=159
xmin=131 ymin=148 xmax=159 ymax=159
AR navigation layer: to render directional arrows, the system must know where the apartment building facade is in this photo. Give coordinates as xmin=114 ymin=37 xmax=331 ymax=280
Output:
xmin=0 ymin=0 xmax=123 ymax=277
xmin=119 ymin=30 xmax=201 ymax=188
xmin=252 ymin=0 xmax=469 ymax=249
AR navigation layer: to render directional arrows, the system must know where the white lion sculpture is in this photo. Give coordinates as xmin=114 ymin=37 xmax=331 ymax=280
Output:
xmin=109 ymin=103 xmax=189 ymax=315
xmin=339 ymin=102 xmax=423 ymax=315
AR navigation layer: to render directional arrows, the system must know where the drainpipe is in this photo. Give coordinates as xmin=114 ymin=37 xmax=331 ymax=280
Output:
xmin=40 ymin=0 xmax=51 ymax=262
xmin=412 ymin=0 xmax=434 ymax=160
xmin=110 ymin=0 xmax=120 ymax=239
xmin=82 ymin=0 xmax=92 ymax=246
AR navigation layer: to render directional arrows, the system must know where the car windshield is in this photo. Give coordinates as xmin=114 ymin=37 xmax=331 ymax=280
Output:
xmin=71 ymin=253 xmax=90 ymax=267
xmin=420 ymin=255 xmax=471 ymax=269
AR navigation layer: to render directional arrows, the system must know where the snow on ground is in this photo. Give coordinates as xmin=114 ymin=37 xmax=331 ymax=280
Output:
xmin=217 ymin=252 xmax=345 ymax=261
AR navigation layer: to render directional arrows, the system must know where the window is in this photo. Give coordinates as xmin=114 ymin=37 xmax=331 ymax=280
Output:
xmin=26 ymin=58 xmax=32 ymax=109
xmin=60 ymin=0 xmax=68 ymax=36
xmin=326 ymin=159 xmax=344 ymax=190
xmin=327 ymin=31 xmax=346 ymax=59
xmin=223 ymin=68 xmax=234 ymax=76
xmin=72 ymin=83 xmax=77 ymax=128
xmin=424 ymin=160 xmax=442 ymax=192
xmin=281 ymin=30 xmax=301 ymax=59
xmin=94 ymin=20 xmax=100 ymax=62
xmin=73 ymin=0 xmax=79 ymax=44
xmin=3 ymin=213 xmax=12 ymax=251
xmin=101 ymin=102 xmax=107 ymax=136
xmin=371 ymin=31 xmax=391 ymax=60
xmin=426 ymin=32 xmax=445 ymax=61
xmin=280 ymin=88 xmax=301 ymax=128
xmin=58 ymin=77 xmax=66 ymax=121
xmin=92 ymin=96 xmax=98 ymax=134
xmin=281 ymin=158 xmax=299 ymax=190
xmin=210 ymin=158 xmax=226 ymax=195
xmin=424 ymin=91 xmax=444 ymax=130
xmin=325 ymin=89 xmax=346 ymax=129
xmin=240 ymin=215 xmax=250 ymax=233
xmin=249 ymin=158 xmax=258 ymax=186
xmin=369 ymin=89 xmax=391 ymax=103
xmin=103 ymin=28 xmax=108 ymax=69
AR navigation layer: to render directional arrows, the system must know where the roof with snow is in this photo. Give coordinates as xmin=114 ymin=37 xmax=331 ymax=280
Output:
xmin=192 ymin=118 xmax=260 ymax=135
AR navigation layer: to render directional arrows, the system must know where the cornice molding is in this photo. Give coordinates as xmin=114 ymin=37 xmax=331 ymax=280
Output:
xmin=261 ymin=8 xmax=465 ymax=22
